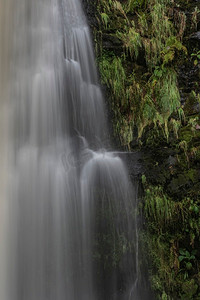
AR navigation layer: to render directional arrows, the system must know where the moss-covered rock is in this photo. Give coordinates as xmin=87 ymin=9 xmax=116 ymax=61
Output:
xmin=83 ymin=0 xmax=200 ymax=298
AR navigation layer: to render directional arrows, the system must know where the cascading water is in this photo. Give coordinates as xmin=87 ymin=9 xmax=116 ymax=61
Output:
xmin=0 ymin=0 xmax=144 ymax=299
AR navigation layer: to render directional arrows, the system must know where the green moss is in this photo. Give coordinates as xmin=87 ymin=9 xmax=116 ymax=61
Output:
xmin=126 ymin=0 xmax=147 ymax=12
xmin=182 ymin=279 xmax=198 ymax=299
xmin=117 ymin=21 xmax=142 ymax=59
xmin=184 ymin=91 xmax=200 ymax=116
xmin=144 ymin=185 xmax=175 ymax=227
xmin=96 ymin=0 xmax=188 ymax=146
xmin=94 ymin=0 xmax=200 ymax=298
xmin=142 ymin=183 xmax=200 ymax=298
xmin=162 ymin=36 xmax=187 ymax=66
xmin=99 ymin=54 xmax=127 ymax=105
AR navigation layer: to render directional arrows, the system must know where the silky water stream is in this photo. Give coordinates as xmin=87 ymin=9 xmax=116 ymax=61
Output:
xmin=0 ymin=0 xmax=145 ymax=299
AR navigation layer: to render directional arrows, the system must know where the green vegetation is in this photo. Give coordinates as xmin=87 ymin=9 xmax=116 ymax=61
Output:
xmin=91 ymin=0 xmax=200 ymax=298
xmin=141 ymin=180 xmax=200 ymax=299
xmin=96 ymin=0 xmax=191 ymax=148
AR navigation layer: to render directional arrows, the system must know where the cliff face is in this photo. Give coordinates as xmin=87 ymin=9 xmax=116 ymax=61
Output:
xmin=83 ymin=0 xmax=200 ymax=299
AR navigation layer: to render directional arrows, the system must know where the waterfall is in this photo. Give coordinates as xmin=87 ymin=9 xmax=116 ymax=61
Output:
xmin=0 ymin=0 xmax=141 ymax=299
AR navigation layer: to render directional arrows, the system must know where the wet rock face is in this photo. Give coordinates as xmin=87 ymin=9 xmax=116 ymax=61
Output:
xmin=177 ymin=2 xmax=200 ymax=105
xmin=101 ymin=34 xmax=123 ymax=52
xmin=82 ymin=0 xmax=98 ymax=27
xmin=118 ymin=151 xmax=144 ymax=178
xmin=141 ymin=144 xmax=200 ymax=200
xmin=85 ymin=0 xmax=200 ymax=298
xmin=190 ymin=31 xmax=200 ymax=41
xmin=178 ymin=63 xmax=200 ymax=107
xmin=82 ymin=0 xmax=200 ymax=190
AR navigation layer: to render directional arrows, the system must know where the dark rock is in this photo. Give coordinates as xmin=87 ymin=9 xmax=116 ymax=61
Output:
xmin=102 ymin=33 xmax=122 ymax=52
xmin=82 ymin=0 xmax=98 ymax=28
xmin=167 ymin=168 xmax=200 ymax=197
xmin=118 ymin=151 xmax=144 ymax=178
xmin=189 ymin=31 xmax=200 ymax=41
xmin=178 ymin=63 xmax=200 ymax=101
xmin=167 ymin=155 xmax=177 ymax=166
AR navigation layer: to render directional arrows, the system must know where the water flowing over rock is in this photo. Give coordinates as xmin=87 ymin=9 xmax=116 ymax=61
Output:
xmin=0 ymin=0 xmax=143 ymax=299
